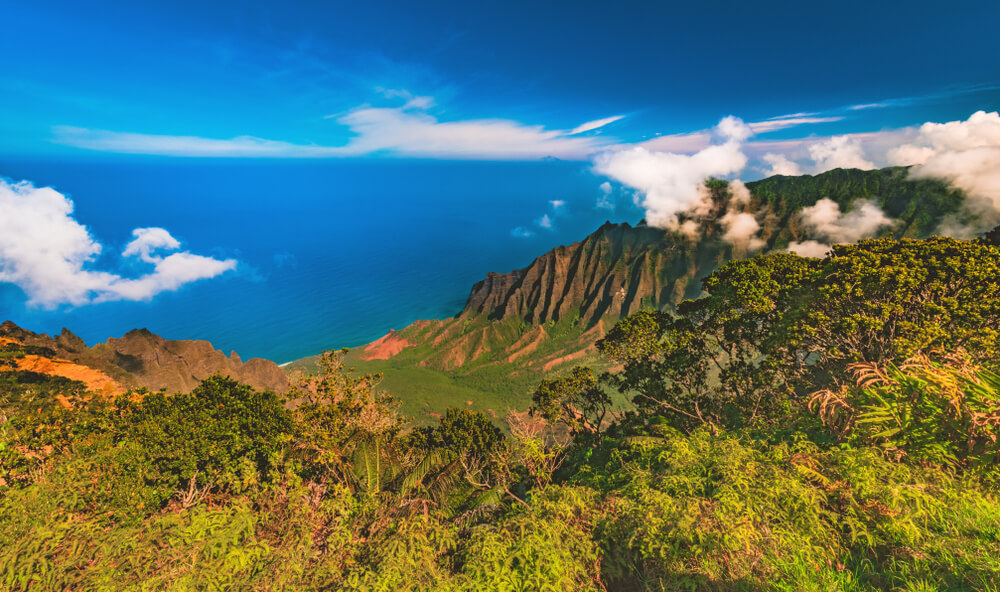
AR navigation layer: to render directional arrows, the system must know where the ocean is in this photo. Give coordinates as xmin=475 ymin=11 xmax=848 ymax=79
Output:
xmin=0 ymin=156 xmax=641 ymax=363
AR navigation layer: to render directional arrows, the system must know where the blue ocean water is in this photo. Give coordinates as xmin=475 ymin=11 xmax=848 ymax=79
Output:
xmin=0 ymin=157 xmax=641 ymax=363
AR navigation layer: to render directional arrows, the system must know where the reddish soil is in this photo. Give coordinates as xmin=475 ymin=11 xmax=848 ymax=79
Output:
xmin=11 ymin=355 xmax=126 ymax=400
xmin=360 ymin=330 xmax=414 ymax=360
xmin=541 ymin=348 xmax=590 ymax=372
xmin=504 ymin=326 xmax=548 ymax=363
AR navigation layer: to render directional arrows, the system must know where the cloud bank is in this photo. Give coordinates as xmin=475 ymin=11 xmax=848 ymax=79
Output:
xmin=807 ymin=135 xmax=876 ymax=171
xmin=0 ymin=179 xmax=237 ymax=308
xmin=787 ymin=198 xmax=895 ymax=257
xmin=888 ymin=110 xmax=1000 ymax=236
xmin=593 ymin=116 xmax=751 ymax=229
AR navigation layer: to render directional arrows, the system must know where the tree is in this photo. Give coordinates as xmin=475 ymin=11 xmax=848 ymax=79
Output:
xmin=598 ymin=253 xmax=817 ymax=431
xmin=111 ymin=375 xmax=294 ymax=493
xmin=598 ymin=236 xmax=1000 ymax=432
xmin=531 ymin=366 xmax=612 ymax=441
xmin=290 ymin=349 xmax=405 ymax=494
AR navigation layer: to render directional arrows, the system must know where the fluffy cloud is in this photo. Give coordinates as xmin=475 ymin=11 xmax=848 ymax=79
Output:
xmin=595 ymin=182 xmax=615 ymax=210
xmin=549 ymin=200 xmax=565 ymax=209
xmin=0 ymin=179 xmax=236 ymax=308
xmin=761 ymin=153 xmax=803 ymax=176
xmin=800 ymin=198 xmax=895 ymax=243
xmin=888 ymin=110 xmax=1000 ymax=237
xmin=786 ymin=198 xmax=895 ymax=257
xmin=510 ymin=226 xmax=534 ymax=238
xmin=720 ymin=211 xmax=765 ymax=252
xmin=535 ymin=214 xmax=553 ymax=229
xmin=718 ymin=181 xmax=764 ymax=252
xmin=808 ymin=135 xmax=876 ymax=172
xmin=593 ymin=116 xmax=751 ymax=228
xmin=787 ymin=240 xmax=833 ymax=258
xmin=122 ymin=227 xmax=181 ymax=262
xmin=729 ymin=180 xmax=752 ymax=206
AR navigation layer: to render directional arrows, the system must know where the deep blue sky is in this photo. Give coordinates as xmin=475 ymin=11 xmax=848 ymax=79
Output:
xmin=3 ymin=0 xmax=999 ymax=155
xmin=1 ymin=0 xmax=999 ymax=361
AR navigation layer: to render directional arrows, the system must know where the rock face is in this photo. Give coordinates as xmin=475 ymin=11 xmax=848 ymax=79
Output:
xmin=353 ymin=166 xmax=968 ymax=377
xmin=460 ymin=221 xmax=711 ymax=327
xmin=0 ymin=321 xmax=289 ymax=394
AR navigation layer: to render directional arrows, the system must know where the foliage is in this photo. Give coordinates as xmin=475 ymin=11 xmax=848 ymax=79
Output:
xmin=598 ymin=253 xmax=817 ymax=431
xmin=811 ymin=353 xmax=1000 ymax=474
xmin=413 ymin=408 xmax=505 ymax=463
xmin=599 ymin=236 xmax=1000 ymax=432
xmin=107 ymin=375 xmax=295 ymax=495
xmin=579 ymin=427 xmax=1000 ymax=591
xmin=290 ymin=349 xmax=406 ymax=492
xmin=4 ymin=232 xmax=1000 ymax=590
xmin=531 ymin=366 xmax=611 ymax=440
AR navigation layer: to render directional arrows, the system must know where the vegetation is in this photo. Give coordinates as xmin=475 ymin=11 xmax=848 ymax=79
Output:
xmin=2 ymin=232 xmax=1000 ymax=590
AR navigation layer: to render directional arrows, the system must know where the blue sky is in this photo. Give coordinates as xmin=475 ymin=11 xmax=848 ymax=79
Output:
xmin=2 ymin=0 xmax=1000 ymax=358
xmin=3 ymin=0 xmax=999 ymax=159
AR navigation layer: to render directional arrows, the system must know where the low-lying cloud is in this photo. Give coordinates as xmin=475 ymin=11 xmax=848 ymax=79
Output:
xmin=719 ymin=180 xmax=765 ymax=252
xmin=0 ymin=178 xmax=237 ymax=308
xmin=807 ymin=135 xmax=876 ymax=172
xmin=593 ymin=116 xmax=751 ymax=229
xmin=888 ymin=110 xmax=1000 ymax=237
xmin=787 ymin=198 xmax=895 ymax=257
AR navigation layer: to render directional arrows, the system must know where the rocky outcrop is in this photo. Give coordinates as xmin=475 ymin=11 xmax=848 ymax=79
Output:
xmin=353 ymin=166 xmax=967 ymax=378
xmin=0 ymin=321 xmax=289 ymax=394
xmin=459 ymin=221 xmax=716 ymax=326
xmin=354 ymin=220 xmax=728 ymax=374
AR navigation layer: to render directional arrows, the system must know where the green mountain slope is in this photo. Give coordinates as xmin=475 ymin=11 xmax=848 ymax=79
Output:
xmin=288 ymin=166 xmax=967 ymax=422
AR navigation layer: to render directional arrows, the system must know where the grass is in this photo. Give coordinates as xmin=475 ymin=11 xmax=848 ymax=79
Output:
xmin=283 ymin=316 xmax=623 ymax=425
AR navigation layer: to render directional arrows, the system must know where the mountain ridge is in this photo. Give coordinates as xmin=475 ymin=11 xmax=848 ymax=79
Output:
xmin=0 ymin=321 xmax=289 ymax=395
xmin=290 ymin=166 xmax=971 ymax=419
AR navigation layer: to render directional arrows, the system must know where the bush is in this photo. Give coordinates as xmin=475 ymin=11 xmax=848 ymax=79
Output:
xmin=109 ymin=375 xmax=294 ymax=494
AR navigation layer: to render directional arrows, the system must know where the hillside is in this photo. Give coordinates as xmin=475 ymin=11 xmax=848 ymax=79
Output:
xmin=289 ymin=166 xmax=967 ymax=421
xmin=0 ymin=321 xmax=289 ymax=395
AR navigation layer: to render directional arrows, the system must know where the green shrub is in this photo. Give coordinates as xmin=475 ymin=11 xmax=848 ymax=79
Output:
xmin=109 ymin=375 xmax=294 ymax=493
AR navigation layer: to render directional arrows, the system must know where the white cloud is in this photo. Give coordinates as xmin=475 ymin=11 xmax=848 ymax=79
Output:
xmin=54 ymin=98 xmax=621 ymax=161
xmin=549 ymin=199 xmax=565 ymax=209
xmin=122 ymin=227 xmax=180 ymax=262
xmin=721 ymin=211 xmax=765 ymax=252
xmin=333 ymin=105 xmax=612 ymax=159
xmin=535 ymin=213 xmax=553 ymax=229
xmin=848 ymin=103 xmax=888 ymax=111
xmin=52 ymin=127 xmax=320 ymax=158
xmin=593 ymin=116 xmax=751 ymax=228
xmin=785 ymin=198 xmax=895 ymax=256
xmin=729 ymin=180 xmax=752 ymax=205
xmin=800 ymin=198 xmax=895 ymax=243
xmin=510 ymin=226 xmax=534 ymax=238
xmin=569 ymin=115 xmax=625 ymax=135
xmin=787 ymin=240 xmax=832 ymax=258
xmin=677 ymin=219 xmax=701 ymax=241
xmin=887 ymin=111 xmax=1000 ymax=237
xmin=596 ymin=182 xmax=615 ymax=210
xmin=808 ymin=135 xmax=876 ymax=172
xmin=376 ymin=88 xmax=435 ymax=110
xmin=761 ymin=153 xmax=803 ymax=176
xmin=0 ymin=178 xmax=236 ymax=308
xmin=718 ymin=181 xmax=763 ymax=252
xmin=748 ymin=116 xmax=843 ymax=134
